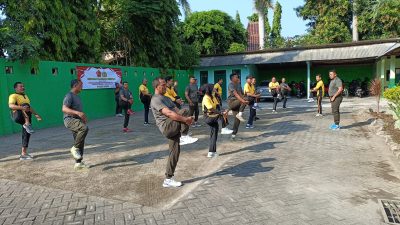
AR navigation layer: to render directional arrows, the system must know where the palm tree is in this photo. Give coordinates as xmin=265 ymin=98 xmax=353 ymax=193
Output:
xmin=254 ymin=0 xmax=273 ymax=50
xmin=178 ymin=0 xmax=191 ymax=18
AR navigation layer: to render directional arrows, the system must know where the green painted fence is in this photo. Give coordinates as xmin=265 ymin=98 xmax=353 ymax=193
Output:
xmin=0 ymin=59 xmax=191 ymax=136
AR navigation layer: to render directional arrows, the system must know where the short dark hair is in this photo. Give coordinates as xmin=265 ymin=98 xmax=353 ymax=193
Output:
xmin=329 ymin=69 xmax=336 ymax=74
xmin=316 ymin=74 xmax=321 ymax=78
xmin=123 ymin=81 xmax=128 ymax=85
xmin=165 ymin=76 xmax=173 ymax=82
xmin=230 ymin=73 xmax=238 ymax=81
xmin=70 ymin=79 xmax=81 ymax=88
xmin=246 ymin=75 xmax=253 ymax=80
xmin=189 ymin=76 xmax=195 ymax=79
xmin=217 ymin=78 xmax=223 ymax=82
xmin=14 ymin=82 xmax=22 ymax=89
xmin=152 ymin=77 xmax=165 ymax=89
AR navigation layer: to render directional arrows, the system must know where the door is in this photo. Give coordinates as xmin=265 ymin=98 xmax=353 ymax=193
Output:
xmin=200 ymin=71 xmax=208 ymax=86
xmin=214 ymin=70 xmax=227 ymax=100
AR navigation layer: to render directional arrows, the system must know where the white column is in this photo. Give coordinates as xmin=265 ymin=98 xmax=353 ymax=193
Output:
xmin=307 ymin=61 xmax=311 ymax=99
xmin=381 ymin=58 xmax=386 ymax=87
xmin=390 ymin=55 xmax=396 ymax=87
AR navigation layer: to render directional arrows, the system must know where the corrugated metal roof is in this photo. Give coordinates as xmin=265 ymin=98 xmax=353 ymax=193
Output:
xmin=199 ymin=42 xmax=400 ymax=68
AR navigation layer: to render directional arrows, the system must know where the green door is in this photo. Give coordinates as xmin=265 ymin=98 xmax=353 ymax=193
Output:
xmin=214 ymin=70 xmax=227 ymax=100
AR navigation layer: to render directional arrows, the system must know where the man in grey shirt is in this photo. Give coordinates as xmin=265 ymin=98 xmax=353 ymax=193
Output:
xmin=151 ymin=77 xmax=198 ymax=188
xmin=227 ymin=73 xmax=249 ymax=139
xmin=185 ymin=76 xmax=201 ymax=128
xmin=62 ymin=79 xmax=89 ymax=171
xmin=328 ymin=70 xmax=343 ymax=130
xmin=280 ymin=78 xmax=291 ymax=109
xmin=119 ymin=81 xmax=134 ymax=132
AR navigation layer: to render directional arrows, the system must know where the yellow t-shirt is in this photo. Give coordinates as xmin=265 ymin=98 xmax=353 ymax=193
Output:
xmin=269 ymin=82 xmax=280 ymax=90
xmin=214 ymin=83 xmax=223 ymax=96
xmin=243 ymin=83 xmax=255 ymax=95
xmin=9 ymin=93 xmax=31 ymax=112
xmin=202 ymin=94 xmax=219 ymax=116
xmin=315 ymin=80 xmax=325 ymax=97
xmin=164 ymin=86 xmax=177 ymax=101
xmin=139 ymin=84 xmax=149 ymax=96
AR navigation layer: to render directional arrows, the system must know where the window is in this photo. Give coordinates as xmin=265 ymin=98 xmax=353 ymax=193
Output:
xmin=386 ymin=70 xmax=390 ymax=81
xmin=52 ymin=68 xmax=58 ymax=76
xmin=200 ymin=71 xmax=208 ymax=85
xmin=5 ymin=66 xmax=13 ymax=74
xmin=31 ymin=68 xmax=37 ymax=75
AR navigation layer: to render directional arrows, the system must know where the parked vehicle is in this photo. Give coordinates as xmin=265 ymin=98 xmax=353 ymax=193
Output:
xmin=256 ymin=80 xmax=273 ymax=100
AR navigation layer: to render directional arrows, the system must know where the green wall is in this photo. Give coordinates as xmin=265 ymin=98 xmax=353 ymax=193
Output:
xmin=0 ymin=59 xmax=190 ymax=136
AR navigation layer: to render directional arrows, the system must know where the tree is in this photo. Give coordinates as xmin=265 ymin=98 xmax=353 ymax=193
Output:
xmin=296 ymin=0 xmax=352 ymax=44
xmin=0 ymin=0 xmax=101 ymax=63
xmin=181 ymin=10 xmax=246 ymax=55
xmin=254 ymin=0 xmax=273 ymax=50
xmin=235 ymin=10 xmax=241 ymax=24
xmin=228 ymin=43 xmax=246 ymax=53
xmin=270 ymin=1 xmax=283 ymax=48
xmin=178 ymin=0 xmax=191 ymax=19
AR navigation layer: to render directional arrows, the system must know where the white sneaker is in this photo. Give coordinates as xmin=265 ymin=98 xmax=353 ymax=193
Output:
xmin=272 ymin=110 xmax=277 ymax=114
xmin=180 ymin=135 xmax=198 ymax=146
xmin=315 ymin=113 xmax=323 ymax=117
xmin=235 ymin=114 xmax=246 ymax=122
xmin=163 ymin=178 xmax=182 ymax=188
xmin=231 ymin=134 xmax=236 ymax=140
xmin=221 ymin=128 xmax=233 ymax=135
xmin=196 ymin=123 xmax=202 ymax=127
xmin=70 ymin=146 xmax=82 ymax=160
xmin=228 ymin=110 xmax=233 ymax=115
xmin=74 ymin=162 xmax=90 ymax=170
xmin=207 ymin=152 xmax=219 ymax=158
xmin=307 ymin=98 xmax=315 ymax=103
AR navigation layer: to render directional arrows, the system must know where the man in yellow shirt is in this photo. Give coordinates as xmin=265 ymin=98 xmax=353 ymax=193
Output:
xmin=269 ymin=77 xmax=280 ymax=113
xmin=165 ymin=76 xmax=183 ymax=109
xmin=214 ymin=78 xmax=223 ymax=107
xmin=311 ymin=74 xmax=325 ymax=117
xmin=243 ymin=76 xmax=260 ymax=129
xmin=139 ymin=78 xmax=152 ymax=125
xmin=8 ymin=82 xmax=42 ymax=160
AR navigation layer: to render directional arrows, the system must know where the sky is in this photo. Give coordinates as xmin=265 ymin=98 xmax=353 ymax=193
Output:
xmin=185 ymin=0 xmax=308 ymax=38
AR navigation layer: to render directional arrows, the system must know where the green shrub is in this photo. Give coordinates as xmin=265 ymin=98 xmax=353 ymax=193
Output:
xmin=384 ymin=86 xmax=400 ymax=119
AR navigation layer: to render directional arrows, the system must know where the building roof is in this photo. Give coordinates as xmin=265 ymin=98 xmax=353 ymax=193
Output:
xmin=198 ymin=39 xmax=400 ymax=68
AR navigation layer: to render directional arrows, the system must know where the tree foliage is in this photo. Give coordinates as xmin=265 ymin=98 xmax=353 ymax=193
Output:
xmin=0 ymin=0 xmax=100 ymax=63
xmin=228 ymin=43 xmax=246 ymax=53
xmin=295 ymin=0 xmax=399 ymax=45
xmin=181 ymin=10 xmax=246 ymax=55
xmin=270 ymin=1 xmax=284 ymax=47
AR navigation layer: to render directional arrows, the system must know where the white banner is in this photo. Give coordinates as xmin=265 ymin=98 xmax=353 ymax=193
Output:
xmin=77 ymin=66 xmax=122 ymax=89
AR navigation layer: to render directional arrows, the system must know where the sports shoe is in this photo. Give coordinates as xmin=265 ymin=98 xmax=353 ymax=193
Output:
xmin=116 ymin=114 xmax=124 ymax=117
xmin=331 ymin=124 xmax=341 ymax=130
xmin=307 ymin=98 xmax=315 ymax=103
xmin=315 ymin=113 xmax=323 ymax=117
xmin=252 ymin=105 xmax=262 ymax=110
xmin=246 ymin=124 xmax=254 ymax=129
xmin=231 ymin=134 xmax=236 ymax=140
xmin=207 ymin=152 xmax=219 ymax=158
xmin=272 ymin=110 xmax=277 ymax=114
xmin=23 ymin=124 xmax=34 ymax=134
xmin=180 ymin=135 xmax=198 ymax=146
xmin=74 ymin=162 xmax=90 ymax=170
xmin=254 ymin=117 xmax=260 ymax=121
xmin=228 ymin=110 xmax=233 ymax=116
xmin=70 ymin=146 xmax=82 ymax=160
xmin=163 ymin=178 xmax=182 ymax=188
xmin=19 ymin=154 xmax=33 ymax=161
xmin=123 ymin=128 xmax=132 ymax=133
xmin=195 ymin=122 xmax=202 ymax=127
xmin=329 ymin=124 xmax=336 ymax=129
xmin=144 ymin=122 xmax=149 ymax=126
xmin=127 ymin=109 xmax=135 ymax=115
xmin=235 ymin=114 xmax=246 ymax=122
xmin=221 ymin=127 xmax=233 ymax=135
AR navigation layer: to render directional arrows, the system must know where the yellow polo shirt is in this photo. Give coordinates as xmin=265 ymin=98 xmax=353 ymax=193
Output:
xmin=269 ymin=82 xmax=280 ymax=90
xmin=315 ymin=80 xmax=325 ymax=97
xmin=214 ymin=83 xmax=223 ymax=96
xmin=164 ymin=86 xmax=177 ymax=101
xmin=139 ymin=84 xmax=149 ymax=96
xmin=9 ymin=93 xmax=31 ymax=112
xmin=202 ymin=94 xmax=219 ymax=117
xmin=243 ymin=83 xmax=255 ymax=95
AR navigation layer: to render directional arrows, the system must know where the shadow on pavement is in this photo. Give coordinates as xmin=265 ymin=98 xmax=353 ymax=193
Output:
xmin=183 ymin=158 xmax=275 ymax=184
xmin=340 ymin=118 xmax=375 ymax=130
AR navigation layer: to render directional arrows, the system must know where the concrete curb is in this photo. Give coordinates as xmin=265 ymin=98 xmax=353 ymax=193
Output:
xmin=359 ymin=110 xmax=400 ymax=159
